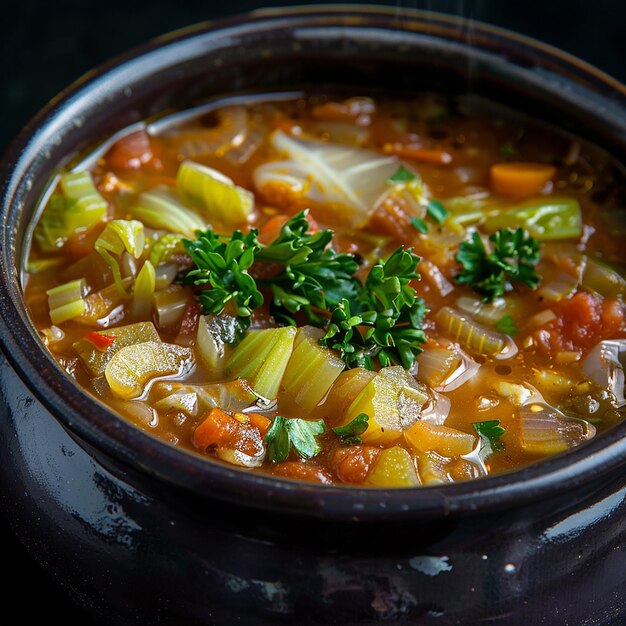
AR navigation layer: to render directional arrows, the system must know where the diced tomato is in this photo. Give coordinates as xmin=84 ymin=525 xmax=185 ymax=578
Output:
xmin=194 ymin=408 xmax=236 ymax=450
xmin=105 ymin=130 xmax=160 ymax=170
xmin=383 ymin=143 xmax=452 ymax=165
xmin=83 ymin=331 xmax=116 ymax=352
xmin=270 ymin=462 xmax=334 ymax=484
xmin=532 ymin=292 xmax=626 ymax=353
xmin=333 ymin=446 xmax=381 ymax=484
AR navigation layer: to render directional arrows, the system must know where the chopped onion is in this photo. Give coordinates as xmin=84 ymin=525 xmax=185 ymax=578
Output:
xmin=154 ymin=263 xmax=178 ymax=291
xmin=519 ymin=402 xmax=596 ymax=454
xmin=154 ymin=388 xmax=198 ymax=417
xmin=538 ymin=272 xmax=577 ymax=303
xmin=525 ymin=309 xmax=557 ymax=330
xmin=582 ymin=257 xmax=626 ymax=299
xmin=435 ymin=306 xmax=517 ymax=360
xmin=582 ymin=340 xmax=626 ymax=407
xmin=416 ymin=451 xmax=451 ymax=485
xmin=216 ymin=446 xmax=265 ymax=469
xmin=154 ymin=285 xmax=189 ymax=329
xmin=455 ymin=296 xmax=507 ymax=325
xmin=421 ymin=260 xmax=455 ymax=297
xmin=419 ymin=391 xmax=451 ymax=426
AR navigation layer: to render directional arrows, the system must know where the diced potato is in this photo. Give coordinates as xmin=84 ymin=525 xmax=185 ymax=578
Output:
xmin=417 ymin=451 xmax=453 ymax=485
xmin=365 ymin=447 xmax=420 ymax=487
xmin=340 ymin=366 xmax=428 ymax=445
xmin=404 ymin=421 xmax=476 ymax=457
xmin=105 ymin=341 xmax=193 ymax=399
xmin=73 ymin=321 xmax=161 ymax=376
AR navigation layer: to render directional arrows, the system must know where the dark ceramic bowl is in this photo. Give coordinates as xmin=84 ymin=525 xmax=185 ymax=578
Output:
xmin=1 ymin=6 xmax=625 ymax=625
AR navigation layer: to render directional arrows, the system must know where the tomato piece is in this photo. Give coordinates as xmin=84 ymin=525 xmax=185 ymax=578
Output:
xmin=105 ymin=130 xmax=158 ymax=170
xmin=83 ymin=331 xmax=117 ymax=352
xmin=333 ymin=446 xmax=381 ymax=484
xmin=270 ymin=462 xmax=333 ymax=484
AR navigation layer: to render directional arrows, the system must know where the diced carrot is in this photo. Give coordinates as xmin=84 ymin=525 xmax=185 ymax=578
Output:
xmin=257 ymin=214 xmax=289 ymax=244
xmin=383 ymin=143 xmax=453 ymax=165
xmin=490 ymin=162 xmax=556 ymax=198
xmin=368 ymin=194 xmax=414 ymax=242
xmin=247 ymin=413 xmax=272 ymax=436
xmin=83 ymin=331 xmax=116 ymax=352
xmin=311 ymin=97 xmax=374 ymax=125
xmin=270 ymin=462 xmax=334 ymax=484
xmin=193 ymin=408 xmax=237 ymax=450
xmin=105 ymin=130 xmax=158 ymax=170
xmin=333 ymin=446 xmax=381 ymax=484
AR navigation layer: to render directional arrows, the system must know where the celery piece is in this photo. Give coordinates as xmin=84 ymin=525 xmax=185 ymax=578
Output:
xmin=338 ymin=366 xmax=428 ymax=445
xmin=27 ymin=257 xmax=66 ymax=274
xmin=225 ymin=327 xmax=297 ymax=400
xmin=483 ymin=197 xmax=582 ymax=241
xmin=435 ymin=306 xmax=512 ymax=358
xmin=95 ymin=220 xmax=145 ymax=293
xmin=36 ymin=171 xmax=108 ymax=251
xmin=582 ymin=257 xmax=626 ymax=298
xmin=279 ymin=326 xmax=345 ymax=413
xmin=105 ymin=341 xmax=193 ymax=399
xmin=364 ymin=447 xmax=420 ymax=487
xmin=47 ymin=278 xmax=87 ymax=325
xmin=129 ymin=189 xmax=206 ymax=238
xmin=73 ymin=321 xmax=161 ymax=377
xmin=177 ymin=160 xmax=253 ymax=226
xmin=49 ymin=299 xmax=86 ymax=325
xmin=132 ymin=261 xmax=156 ymax=319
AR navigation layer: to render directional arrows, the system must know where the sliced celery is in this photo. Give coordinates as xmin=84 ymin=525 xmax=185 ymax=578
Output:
xmin=132 ymin=261 xmax=155 ymax=319
xmin=129 ymin=189 xmax=206 ymax=238
xmin=27 ymin=257 xmax=65 ymax=274
xmin=35 ymin=171 xmax=108 ymax=251
xmin=582 ymin=257 xmax=626 ymax=298
xmin=149 ymin=234 xmax=185 ymax=267
xmin=47 ymin=278 xmax=87 ymax=325
xmin=483 ymin=197 xmax=582 ymax=240
xmin=95 ymin=219 xmax=145 ymax=293
xmin=105 ymin=341 xmax=193 ymax=399
xmin=225 ymin=327 xmax=297 ymax=400
xmin=177 ymin=160 xmax=253 ymax=226
xmin=279 ymin=326 xmax=345 ymax=414
xmin=73 ymin=321 xmax=160 ymax=377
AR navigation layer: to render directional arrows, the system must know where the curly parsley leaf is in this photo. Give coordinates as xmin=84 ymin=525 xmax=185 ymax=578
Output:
xmin=265 ymin=416 xmax=327 ymax=462
xmin=455 ymin=228 xmax=541 ymax=302
xmin=332 ymin=413 xmax=369 ymax=445
xmin=410 ymin=217 xmax=428 ymax=234
xmin=473 ymin=419 xmax=506 ymax=453
xmin=321 ymin=247 xmax=427 ymax=370
xmin=426 ymin=199 xmax=448 ymax=224
xmin=387 ymin=165 xmax=417 ymax=184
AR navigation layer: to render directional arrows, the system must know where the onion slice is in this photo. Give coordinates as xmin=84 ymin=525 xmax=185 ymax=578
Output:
xmin=582 ymin=340 xmax=626 ymax=407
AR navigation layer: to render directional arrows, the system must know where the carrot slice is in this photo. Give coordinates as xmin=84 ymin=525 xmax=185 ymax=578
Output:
xmin=247 ymin=413 xmax=272 ymax=436
xmin=383 ymin=143 xmax=453 ymax=165
xmin=490 ymin=162 xmax=556 ymax=198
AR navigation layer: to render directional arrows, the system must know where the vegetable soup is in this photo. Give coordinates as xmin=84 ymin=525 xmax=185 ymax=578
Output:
xmin=23 ymin=94 xmax=626 ymax=487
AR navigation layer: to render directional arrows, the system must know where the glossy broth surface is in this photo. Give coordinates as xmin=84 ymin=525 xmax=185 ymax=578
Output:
xmin=24 ymin=94 xmax=626 ymax=487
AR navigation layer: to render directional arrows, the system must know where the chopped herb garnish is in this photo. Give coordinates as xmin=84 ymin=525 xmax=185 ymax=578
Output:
xmin=332 ymin=413 xmax=369 ymax=445
xmin=387 ymin=165 xmax=417 ymax=185
xmin=264 ymin=416 xmax=326 ymax=462
xmin=473 ymin=419 xmax=506 ymax=452
xmin=320 ymin=247 xmax=427 ymax=370
xmin=184 ymin=211 xmax=427 ymax=370
xmin=455 ymin=228 xmax=541 ymax=302
xmin=410 ymin=217 xmax=429 ymax=234
xmin=496 ymin=314 xmax=519 ymax=336
xmin=427 ymin=199 xmax=448 ymax=224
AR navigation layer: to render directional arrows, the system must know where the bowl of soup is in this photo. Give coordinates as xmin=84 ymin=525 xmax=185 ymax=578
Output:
xmin=1 ymin=6 xmax=625 ymax=624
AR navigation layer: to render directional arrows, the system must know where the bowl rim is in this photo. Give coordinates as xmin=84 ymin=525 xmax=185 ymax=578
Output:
xmin=1 ymin=4 xmax=625 ymax=522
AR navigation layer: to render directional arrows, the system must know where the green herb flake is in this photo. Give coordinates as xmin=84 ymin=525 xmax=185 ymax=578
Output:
xmin=332 ymin=413 xmax=369 ymax=445
xmin=387 ymin=165 xmax=417 ymax=185
xmin=473 ymin=420 xmax=506 ymax=452
xmin=264 ymin=416 xmax=327 ymax=462
xmin=455 ymin=228 xmax=541 ymax=303
xmin=426 ymin=199 xmax=448 ymax=224
xmin=496 ymin=315 xmax=519 ymax=336
xmin=410 ymin=217 xmax=429 ymax=234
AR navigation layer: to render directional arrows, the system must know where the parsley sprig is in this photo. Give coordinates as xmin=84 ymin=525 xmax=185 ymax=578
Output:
xmin=320 ymin=247 xmax=427 ymax=370
xmin=265 ymin=416 xmax=326 ymax=462
xmin=473 ymin=420 xmax=506 ymax=453
xmin=455 ymin=228 xmax=541 ymax=302
xmin=183 ymin=211 xmax=427 ymax=370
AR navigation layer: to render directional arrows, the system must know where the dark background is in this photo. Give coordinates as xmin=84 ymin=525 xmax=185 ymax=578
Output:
xmin=1 ymin=0 xmax=624 ymax=623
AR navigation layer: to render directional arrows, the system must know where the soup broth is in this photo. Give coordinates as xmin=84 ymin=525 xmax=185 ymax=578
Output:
xmin=24 ymin=93 xmax=626 ymax=487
